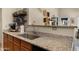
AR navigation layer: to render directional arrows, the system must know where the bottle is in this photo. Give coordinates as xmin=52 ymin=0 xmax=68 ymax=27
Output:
xmin=20 ymin=25 xmax=24 ymax=34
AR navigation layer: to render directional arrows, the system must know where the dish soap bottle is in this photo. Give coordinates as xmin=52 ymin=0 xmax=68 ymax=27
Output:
xmin=20 ymin=25 xmax=24 ymax=34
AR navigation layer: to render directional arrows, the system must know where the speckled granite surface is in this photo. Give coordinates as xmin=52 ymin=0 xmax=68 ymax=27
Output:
xmin=3 ymin=31 xmax=73 ymax=51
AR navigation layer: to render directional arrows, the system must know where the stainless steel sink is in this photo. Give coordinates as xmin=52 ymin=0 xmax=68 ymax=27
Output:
xmin=18 ymin=33 xmax=40 ymax=40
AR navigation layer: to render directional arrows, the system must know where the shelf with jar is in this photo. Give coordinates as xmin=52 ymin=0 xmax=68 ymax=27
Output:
xmin=43 ymin=10 xmax=59 ymax=26
xmin=43 ymin=10 xmax=50 ymax=26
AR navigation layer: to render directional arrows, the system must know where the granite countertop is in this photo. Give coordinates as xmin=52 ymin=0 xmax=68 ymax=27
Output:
xmin=3 ymin=31 xmax=73 ymax=51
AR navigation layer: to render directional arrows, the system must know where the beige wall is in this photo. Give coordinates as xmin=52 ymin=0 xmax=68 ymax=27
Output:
xmin=28 ymin=8 xmax=79 ymax=26
xmin=41 ymin=8 xmax=58 ymax=16
xmin=2 ymin=8 xmax=17 ymax=30
xmin=58 ymin=8 xmax=79 ymax=17
xmin=58 ymin=8 xmax=79 ymax=26
xmin=2 ymin=8 xmax=22 ymax=30
xmin=29 ymin=8 xmax=43 ymax=25
xmin=28 ymin=8 xmax=58 ymax=25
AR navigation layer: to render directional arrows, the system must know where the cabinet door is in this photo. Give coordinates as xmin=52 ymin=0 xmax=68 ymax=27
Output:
xmin=14 ymin=44 xmax=20 ymax=51
xmin=21 ymin=40 xmax=32 ymax=51
xmin=7 ymin=35 xmax=14 ymax=51
xmin=8 ymin=40 xmax=14 ymax=51
xmin=3 ymin=33 xmax=8 ymax=51
xmin=14 ymin=37 xmax=20 ymax=46
xmin=13 ymin=37 xmax=21 ymax=51
xmin=8 ymin=35 xmax=14 ymax=42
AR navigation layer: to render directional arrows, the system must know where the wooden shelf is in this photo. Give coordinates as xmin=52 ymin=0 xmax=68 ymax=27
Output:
xmin=28 ymin=25 xmax=77 ymax=28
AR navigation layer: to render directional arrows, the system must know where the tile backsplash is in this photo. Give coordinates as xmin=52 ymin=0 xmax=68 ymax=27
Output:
xmin=25 ymin=26 xmax=75 ymax=37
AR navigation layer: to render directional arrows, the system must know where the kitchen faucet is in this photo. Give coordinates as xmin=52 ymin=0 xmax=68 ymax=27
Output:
xmin=32 ymin=26 xmax=37 ymax=35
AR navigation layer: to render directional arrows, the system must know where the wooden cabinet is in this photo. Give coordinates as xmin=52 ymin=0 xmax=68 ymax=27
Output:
xmin=13 ymin=37 xmax=21 ymax=51
xmin=14 ymin=45 xmax=20 ymax=51
xmin=21 ymin=46 xmax=30 ymax=51
xmin=7 ymin=40 xmax=13 ymax=51
xmin=3 ymin=33 xmax=32 ymax=51
xmin=21 ymin=40 xmax=32 ymax=51
xmin=3 ymin=33 xmax=14 ymax=51
xmin=3 ymin=33 xmax=8 ymax=51
xmin=7 ymin=35 xmax=14 ymax=51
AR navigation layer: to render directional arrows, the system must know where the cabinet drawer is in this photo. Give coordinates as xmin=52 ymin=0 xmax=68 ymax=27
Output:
xmin=21 ymin=40 xmax=32 ymax=50
xmin=14 ymin=37 xmax=21 ymax=46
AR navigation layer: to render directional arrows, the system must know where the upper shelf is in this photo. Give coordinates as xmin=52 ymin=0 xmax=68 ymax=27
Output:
xmin=28 ymin=25 xmax=77 ymax=28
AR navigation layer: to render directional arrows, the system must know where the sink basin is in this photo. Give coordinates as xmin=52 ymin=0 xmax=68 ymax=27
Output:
xmin=18 ymin=33 xmax=40 ymax=40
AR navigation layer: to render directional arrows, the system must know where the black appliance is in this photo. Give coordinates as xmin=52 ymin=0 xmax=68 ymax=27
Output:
xmin=9 ymin=22 xmax=18 ymax=32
